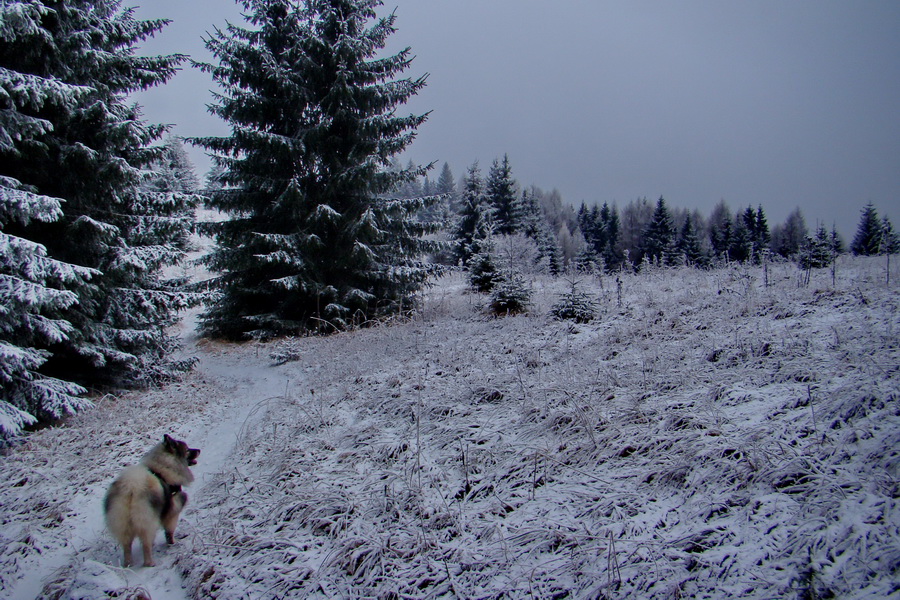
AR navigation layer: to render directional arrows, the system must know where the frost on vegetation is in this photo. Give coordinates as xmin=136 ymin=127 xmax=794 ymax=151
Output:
xmin=550 ymin=278 xmax=599 ymax=323
xmin=174 ymin=259 xmax=899 ymax=599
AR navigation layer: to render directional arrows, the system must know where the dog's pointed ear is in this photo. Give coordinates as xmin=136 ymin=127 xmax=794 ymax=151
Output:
xmin=163 ymin=434 xmax=174 ymax=446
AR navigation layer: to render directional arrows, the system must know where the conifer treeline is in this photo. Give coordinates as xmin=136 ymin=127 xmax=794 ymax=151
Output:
xmin=422 ymin=156 xmax=896 ymax=274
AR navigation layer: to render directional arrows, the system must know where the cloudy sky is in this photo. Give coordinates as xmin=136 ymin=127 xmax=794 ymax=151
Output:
xmin=131 ymin=0 xmax=900 ymax=237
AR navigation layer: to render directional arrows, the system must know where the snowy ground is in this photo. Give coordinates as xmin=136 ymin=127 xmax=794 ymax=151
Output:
xmin=0 ymin=256 xmax=898 ymax=599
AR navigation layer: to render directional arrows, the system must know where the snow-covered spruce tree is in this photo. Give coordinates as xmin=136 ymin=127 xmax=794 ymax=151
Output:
xmin=142 ymin=135 xmax=200 ymax=195
xmin=598 ymin=201 xmax=622 ymax=271
xmin=416 ymin=161 xmax=455 ymax=227
xmin=880 ymin=216 xmax=899 ymax=255
xmin=453 ymin=161 xmax=491 ymax=266
xmin=488 ymin=268 xmax=530 ymax=316
xmin=0 ymin=176 xmax=96 ymax=437
xmin=467 ymin=232 xmax=500 ymax=293
xmin=676 ymin=212 xmax=707 ymax=267
xmin=642 ymin=196 xmax=678 ymax=266
xmin=797 ymin=224 xmax=834 ymax=271
xmin=550 ymin=277 xmax=598 ymax=323
xmin=519 ymin=188 xmax=562 ymax=275
xmin=140 ymin=135 xmax=202 ymax=253
xmin=194 ymin=0 xmax=438 ymax=339
xmin=435 ymin=162 xmax=458 ymax=212
xmin=851 ymin=203 xmax=882 ymax=256
xmin=485 ymin=154 xmax=521 ymax=235
xmin=0 ymin=1 xmax=196 ymax=400
xmin=771 ymin=207 xmax=808 ymax=259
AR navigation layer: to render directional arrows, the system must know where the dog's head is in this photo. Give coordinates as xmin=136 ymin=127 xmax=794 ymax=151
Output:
xmin=163 ymin=434 xmax=201 ymax=466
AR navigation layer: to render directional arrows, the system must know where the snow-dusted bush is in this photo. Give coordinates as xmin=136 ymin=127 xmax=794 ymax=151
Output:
xmin=550 ymin=278 xmax=598 ymax=322
xmin=489 ymin=269 xmax=531 ymax=315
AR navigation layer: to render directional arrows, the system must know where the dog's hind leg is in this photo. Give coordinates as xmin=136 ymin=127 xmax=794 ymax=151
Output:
xmin=139 ymin=531 xmax=156 ymax=567
xmin=122 ymin=540 xmax=134 ymax=568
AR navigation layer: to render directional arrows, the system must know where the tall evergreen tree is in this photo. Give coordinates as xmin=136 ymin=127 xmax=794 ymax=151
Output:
xmin=577 ymin=204 xmax=598 ymax=250
xmin=485 ymin=154 xmax=520 ymax=235
xmin=453 ymin=161 xmax=492 ymax=266
xmin=519 ymin=189 xmax=561 ymax=274
xmin=194 ymin=0 xmax=437 ymax=338
xmin=798 ymin=223 xmax=834 ymax=270
xmin=642 ymin=197 xmax=677 ymax=265
xmin=830 ymin=223 xmax=846 ymax=255
xmin=140 ymin=135 xmax=202 ymax=252
xmin=729 ymin=211 xmax=752 ymax=263
xmin=0 ymin=0 xmax=196 ymax=408
xmin=619 ymin=197 xmax=653 ymax=266
xmin=143 ymin=135 xmax=200 ymax=194
xmin=708 ymin=200 xmax=734 ymax=260
xmin=434 ymin=161 xmax=458 ymax=215
xmin=754 ymin=205 xmax=771 ymax=252
xmin=435 ymin=163 xmax=455 ymax=196
xmin=598 ymin=202 xmax=622 ymax=271
xmin=676 ymin=213 xmax=706 ymax=267
xmin=880 ymin=215 xmax=899 ymax=255
xmin=851 ymin=203 xmax=883 ymax=256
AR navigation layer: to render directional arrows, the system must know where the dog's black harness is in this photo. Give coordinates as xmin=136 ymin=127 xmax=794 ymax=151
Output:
xmin=149 ymin=469 xmax=182 ymax=517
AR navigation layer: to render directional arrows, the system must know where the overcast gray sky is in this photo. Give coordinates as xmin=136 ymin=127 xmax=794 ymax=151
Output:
xmin=131 ymin=0 xmax=900 ymax=238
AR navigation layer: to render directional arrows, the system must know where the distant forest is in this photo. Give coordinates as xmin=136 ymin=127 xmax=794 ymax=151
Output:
xmin=390 ymin=156 xmax=898 ymax=274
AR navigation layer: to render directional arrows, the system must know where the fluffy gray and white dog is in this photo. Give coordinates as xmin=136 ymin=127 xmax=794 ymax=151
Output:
xmin=104 ymin=434 xmax=200 ymax=567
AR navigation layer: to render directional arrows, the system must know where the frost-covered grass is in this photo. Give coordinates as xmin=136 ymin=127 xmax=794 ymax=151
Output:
xmin=1 ymin=256 xmax=898 ymax=599
xmin=186 ymin=258 xmax=898 ymax=599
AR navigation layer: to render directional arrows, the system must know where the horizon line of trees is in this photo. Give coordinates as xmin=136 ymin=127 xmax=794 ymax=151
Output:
xmin=397 ymin=156 xmax=896 ymax=275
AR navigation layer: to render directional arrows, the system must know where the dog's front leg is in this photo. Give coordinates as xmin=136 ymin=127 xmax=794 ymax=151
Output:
xmin=163 ymin=490 xmax=188 ymax=544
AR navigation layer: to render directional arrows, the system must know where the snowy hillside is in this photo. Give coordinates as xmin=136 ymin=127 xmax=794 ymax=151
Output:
xmin=1 ymin=257 xmax=898 ymax=599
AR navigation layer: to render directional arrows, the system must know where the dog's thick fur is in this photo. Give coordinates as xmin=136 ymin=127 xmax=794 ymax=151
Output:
xmin=104 ymin=435 xmax=200 ymax=567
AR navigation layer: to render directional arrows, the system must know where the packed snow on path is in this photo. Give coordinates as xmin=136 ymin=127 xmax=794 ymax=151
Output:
xmin=1 ymin=257 xmax=898 ymax=599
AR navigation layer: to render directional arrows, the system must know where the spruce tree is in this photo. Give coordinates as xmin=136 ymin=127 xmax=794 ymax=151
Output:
xmin=598 ymin=201 xmax=622 ymax=271
xmin=880 ymin=216 xmax=899 ymax=255
xmin=754 ymin=205 xmax=771 ymax=253
xmin=0 ymin=177 xmax=94 ymax=436
xmin=708 ymin=200 xmax=733 ymax=261
xmin=642 ymin=197 xmax=677 ymax=265
xmin=578 ymin=203 xmax=599 ymax=253
xmin=485 ymin=154 xmax=520 ymax=235
xmin=676 ymin=213 xmax=706 ymax=267
xmin=434 ymin=161 xmax=458 ymax=217
xmin=851 ymin=203 xmax=883 ymax=256
xmin=0 ymin=1 xmax=196 ymax=402
xmin=729 ymin=212 xmax=752 ymax=263
xmin=519 ymin=189 xmax=561 ymax=274
xmin=454 ymin=161 xmax=492 ymax=266
xmin=194 ymin=0 xmax=437 ymax=339
xmin=798 ymin=224 xmax=834 ymax=270
xmin=830 ymin=224 xmax=845 ymax=255
xmin=140 ymin=135 xmax=202 ymax=252
xmin=143 ymin=135 xmax=201 ymax=194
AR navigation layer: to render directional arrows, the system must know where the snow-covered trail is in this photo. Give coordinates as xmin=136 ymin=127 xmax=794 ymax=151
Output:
xmin=1 ymin=322 xmax=298 ymax=600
